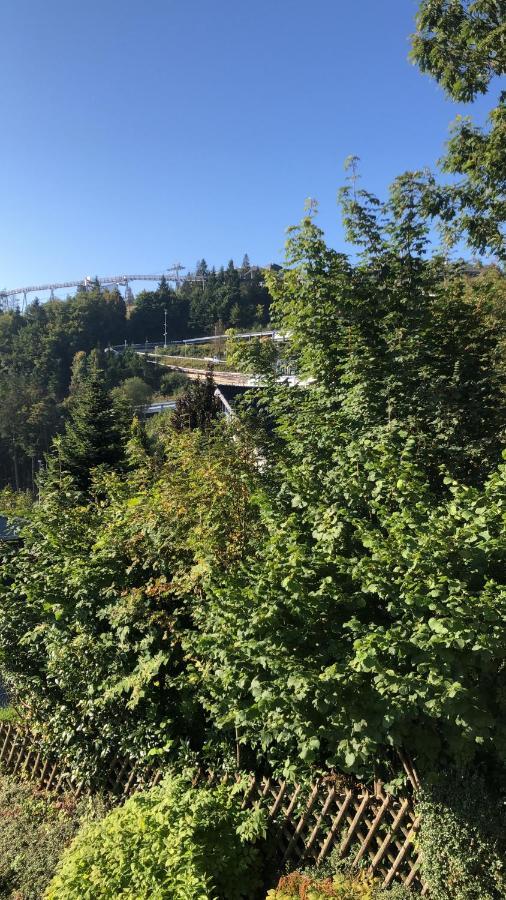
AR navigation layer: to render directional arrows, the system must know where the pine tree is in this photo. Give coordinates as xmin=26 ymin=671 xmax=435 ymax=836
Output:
xmin=125 ymin=416 xmax=153 ymax=482
xmin=195 ymin=259 xmax=209 ymax=276
xmin=171 ymin=368 xmax=220 ymax=431
xmin=66 ymin=351 xmax=88 ymax=403
xmin=58 ymin=357 xmax=124 ymax=489
xmin=157 ymin=274 xmax=170 ymax=298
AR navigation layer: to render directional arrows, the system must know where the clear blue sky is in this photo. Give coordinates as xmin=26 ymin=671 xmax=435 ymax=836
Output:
xmin=0 ymin=0 xmax=495 ymax=297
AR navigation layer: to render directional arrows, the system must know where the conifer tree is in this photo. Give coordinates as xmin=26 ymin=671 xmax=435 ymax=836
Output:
xmin=171 ymin=368 xmax=220 ymax=431
xmin=66 ymin=351 xmax=88 ymax=404
xmin=58 ymin=356 xmax=124 ymax=489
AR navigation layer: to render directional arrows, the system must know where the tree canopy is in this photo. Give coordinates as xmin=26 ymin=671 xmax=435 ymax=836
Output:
xmin=191 ymin=194 xmax=506 ymax=785
xmin=0 ymin=0 xmax=505 ymax=801
xmin=0 ymin=260 xmax=270 ymax=491
xmin=57 ymin=355 xmax=125 ymax=490
xmin=411 ymin=0 xmax=505 ymax=259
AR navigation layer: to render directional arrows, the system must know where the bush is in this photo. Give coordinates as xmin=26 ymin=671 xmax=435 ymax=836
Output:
xmin=377 ymin=887 xmax=412 ymax=899
xmin=297 ymin=853 xmax=414 ymax=898
xmin=417 ymin=771 xmax=506 ymax=899
xmin=0 ymin=772 xmax=104 ymax=900
xmin=0 ymin=425 xmax=261 ymax=781
xmin=160 ymin=371 xmax=191 ymax=396
xmin=111 ymin=376 xmax=153 ymax=410
xmin=266 ymin=869 xmax=414 ymax=899
xmin=266 ymin=871 xmax=380 ymax=899
xmin=46 ymin=774 xmax=267 ymax=900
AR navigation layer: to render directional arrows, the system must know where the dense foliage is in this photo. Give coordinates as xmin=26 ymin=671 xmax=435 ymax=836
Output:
xmin=417 ymin=771 xmax=506 ymax=899
xmin=0 ymin=773 xmax=104 ymax=900
xmin=411 ymin=0 xmax=505 ymax=259
xmin=46 ymin=775 xmax=267 ymax=900
xmin=0 ymin=4 xmax=505 ymax=896
xmin=0 ymin=421 xmax=262 ymax=779
xmin=171 ymin=368 xmax=221 ymax=431
xmin=266 ymin=872 xmax=400 ymax=900
xmin=0 ymin=258 xmax=270 ymax=491
xmin=192 ymin=188 xmax=506 ymax=784
xmin=1 ymin=179 xmax=505 ymax=790
xmin=58 ymin=354 xmax=125 ymax=491
xmin=3 ymin=192 xmax=505 ymax=794
xmin=0 ymin=288 xmax=122 ymax=491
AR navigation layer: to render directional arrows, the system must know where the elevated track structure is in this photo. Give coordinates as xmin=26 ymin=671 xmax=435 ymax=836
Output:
xmin=109 ymin=330 xmax=283 ymax=353
xmin=0 ymin=265 xmax=206 ymax=312
xmin=0 ymin=262 xmax=281 ymax=313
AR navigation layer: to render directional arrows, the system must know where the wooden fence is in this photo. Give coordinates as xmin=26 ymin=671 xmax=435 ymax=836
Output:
xmin=0 ymin=721 xmax=425 ymax=892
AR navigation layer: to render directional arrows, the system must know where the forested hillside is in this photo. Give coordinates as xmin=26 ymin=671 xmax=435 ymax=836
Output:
xmin=0 ymin=258 xmax=270 ymax=490
xmin=0 ymin=1 xmax=505 ymax=897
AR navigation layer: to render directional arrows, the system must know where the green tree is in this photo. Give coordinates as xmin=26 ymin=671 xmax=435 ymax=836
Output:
xmin=225 ymin=333 xmax=279 ymax=375
xmin=411 ymin=0 xmax=505 ymax=258
xmin=65 ymin=351 xmax=88 ymax=403
xmin=111 ymin=376 xmax=153 ymax=412
xmin=129 ymin=281 xmax=188 ymax=343
xmin=0 ymin=371 xmax=57 ymax=491
xmin=171 ymin=368 xmax=220 ymax=431
xmin=195 ymin=411 xmax=506 ymax=784
xmin=160 ymin=371 xmax=191 ymax=396
xmin=191 ymin=196 xmax=506 ymax=785
xmin=58 ymin=356 xmax=124 ymax=490
xmin=411 ymin=0 xmax=504 ymax=101
xmin=463 ymin=264 xmax=506 ymax=382
xmin=272 ymin=181 xmax=505 ymax=488
xmin=0 ymin=425 xmax=261 ymax=779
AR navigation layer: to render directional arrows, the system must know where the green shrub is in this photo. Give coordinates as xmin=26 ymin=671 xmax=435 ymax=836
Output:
xmin=377 ymin=887 xmax=413 ymax=899
xmin=46 ymin=774 xmax=267 ymax=900
xmin=0 ymin=706 xmax=17 ymax=723
xmin=294 ymin=842 xmax=416 ymax=898
xmin=0 ymin=772 xmax=104 ymax=900
xmin=417 ymin=771 xmax=506 ymax=899
xmin=270 ymin=862 xmax=414 ymax=899
xmin=160 ymin=371 xmax=191 ymax=396
xmin=266 ymin=871 xmax=380 ymax=899
xmin=0 ymin=425 xmax=261 ymax=782
xmin=111 ymin=375 xmax=153 ymax=409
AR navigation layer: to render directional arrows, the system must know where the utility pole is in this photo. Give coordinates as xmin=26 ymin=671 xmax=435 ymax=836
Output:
xmin=164 ymin=309 xmax=168 ymax=349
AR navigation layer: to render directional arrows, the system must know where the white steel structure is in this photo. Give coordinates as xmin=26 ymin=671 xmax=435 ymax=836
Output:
xmin=0 ymin=265 xmax=205 ymax=311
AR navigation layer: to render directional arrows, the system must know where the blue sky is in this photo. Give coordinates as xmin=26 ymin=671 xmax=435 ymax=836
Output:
xmin=0 ymin=0 xmax=496 ymax=298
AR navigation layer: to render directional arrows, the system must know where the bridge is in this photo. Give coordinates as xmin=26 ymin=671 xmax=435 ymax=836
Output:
xmin=0 ymin=262 xmax=281 ymax=313
xmin=143 ymin=400 xmax=177 ymax=417
xmin=109 ymin=330 xmax=284 ymax=353
xmin=107 ymin=329 xmax=290 ymax=386
xmin=0 ymin=262 xmax=283 ymax=313
xmin=109 ymin=332 xmax=295 ymax=390
xmin=0 ymin=265 xmax=205 ymax=312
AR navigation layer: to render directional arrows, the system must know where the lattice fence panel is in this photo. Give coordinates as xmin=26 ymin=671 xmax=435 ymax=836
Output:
xmin=242 ymin=776 xmax=425 ymax=892
xmin=0 ymin=722 xmax=425 ymax=891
